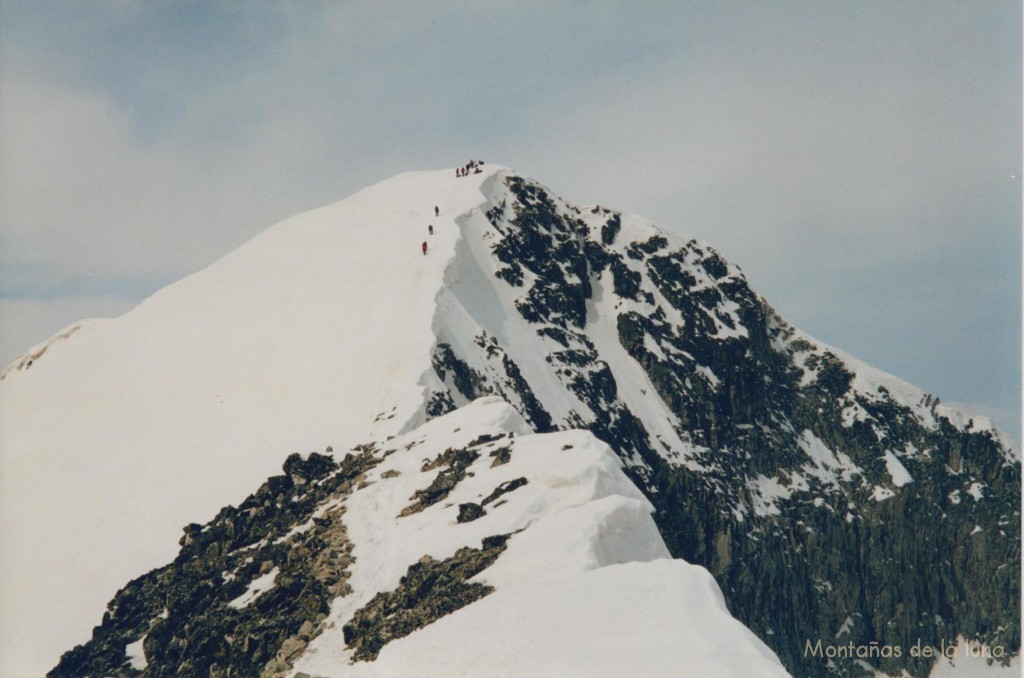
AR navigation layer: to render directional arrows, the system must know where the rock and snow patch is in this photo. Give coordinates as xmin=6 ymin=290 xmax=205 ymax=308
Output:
xmin=747 ymin=474 xmax=793 ymax=516
xmin=782 ymin=326 xmax=1016 ymax=462
xmin=883 ymin=451 xmax=913 ymax=488
xmin=871 ymin=486 xmax=896 ymax=502
xmin=227 ymin=566 xmax=280 ymax=609
xmin=798 ymin=430 xmax=861 ymax=487
xmin=125 ymin=636 xmax=147 ymax=671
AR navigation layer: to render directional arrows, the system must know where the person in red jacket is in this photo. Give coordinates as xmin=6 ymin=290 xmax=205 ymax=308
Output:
xmin=422 ymin=241 xmax=428 ymax=255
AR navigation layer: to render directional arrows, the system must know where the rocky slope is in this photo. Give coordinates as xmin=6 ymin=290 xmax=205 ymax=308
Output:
xmin=2 ymin=164 xmax=1018 ymax=677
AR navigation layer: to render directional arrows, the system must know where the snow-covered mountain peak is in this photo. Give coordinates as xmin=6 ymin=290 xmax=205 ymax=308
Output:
xmin=1 ymin=163 xmax=1018 ymax=677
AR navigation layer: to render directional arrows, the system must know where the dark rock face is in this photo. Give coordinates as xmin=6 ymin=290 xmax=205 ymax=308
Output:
xmin=488 ymin=444 xmax=512 ymax=467
xmin=455 ymin=478 xmax=529 ymax=524
xmin=399 ymin=446 xmax=480 ymax=518
xmin=50 ymin=449 xmax=380 ymax=678
xmin=495 ymin=176 xmax=592 ymax=330
xmin=456 ymin=502 xmax=486 ymax=523
xmin=342 ymin=534 xmax=511 ymax=662
xmin=482 ymin=477 xmax=528 ymax=507
xmin=428 ymin=174 xmax=1021 ymax=676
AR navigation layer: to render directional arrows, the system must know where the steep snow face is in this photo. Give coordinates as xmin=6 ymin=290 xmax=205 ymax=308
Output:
xmin=0 ymin=167 xmax=503 ymax=676
xmin=49 ymin=397 xmax=790 ymax=678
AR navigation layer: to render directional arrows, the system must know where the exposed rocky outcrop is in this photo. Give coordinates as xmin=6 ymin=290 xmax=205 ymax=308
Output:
xmin=399 ymin=446 xmax=480 ymax=517
xmin=342 ymin=534 xmax=511 ymax=661
xmin=482 ymin=477 xmax=528 ymax=507
xmin=455 ymin=478 xmax=527 ymax=524
xmin=51 ymin=449 xmax=380 ymax=677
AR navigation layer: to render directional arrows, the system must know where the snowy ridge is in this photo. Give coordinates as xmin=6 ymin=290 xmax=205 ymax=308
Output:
xmin=290 ymin=397 xmax=788 ymax=677
xmin=783 ymin=323 xmax=1018 ymax=462
xmin=0 ymin=317 xmax=107 ymax=380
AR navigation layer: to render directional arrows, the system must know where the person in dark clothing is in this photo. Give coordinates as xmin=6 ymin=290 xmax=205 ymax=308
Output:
xmin=435 ymin=206 xmax=439 ymax=217
xmin=428 ymin=224 xmax=434 ymax=235
xmin=422 ymin=241 xmax=428 ymax=255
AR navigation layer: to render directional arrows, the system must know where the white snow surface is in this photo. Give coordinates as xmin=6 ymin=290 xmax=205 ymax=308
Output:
xmin=798 ymin=429 xmax=862 ymax=487
xmin=291 ymin=397 xmax=789 ymax=677
xmin=883 ymin=451 xmax=914 ymax=487
xmin=333 ymin=559 xmax=784 ymax=678
xmin=227 ymin=566 xmax=280 ymax=610
xmin=125 ymin=636 xmax=147 ymax=671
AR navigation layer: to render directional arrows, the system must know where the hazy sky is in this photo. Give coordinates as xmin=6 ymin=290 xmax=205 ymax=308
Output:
xmin=1 ymin=1 xmax=1019 ymax=439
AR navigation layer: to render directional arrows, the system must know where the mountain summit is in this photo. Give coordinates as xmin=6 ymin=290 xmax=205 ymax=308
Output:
xmin=1 ymin=164 xmax=1018 ymax=677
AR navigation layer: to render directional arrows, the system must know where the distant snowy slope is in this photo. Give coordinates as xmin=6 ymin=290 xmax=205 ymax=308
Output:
xmin=0 ymin=167 xmax=500 ymax=676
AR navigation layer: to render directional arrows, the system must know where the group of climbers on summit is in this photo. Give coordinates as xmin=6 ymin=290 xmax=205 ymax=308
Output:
xmin=456 ymin=159 xmax=483 ymax=177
